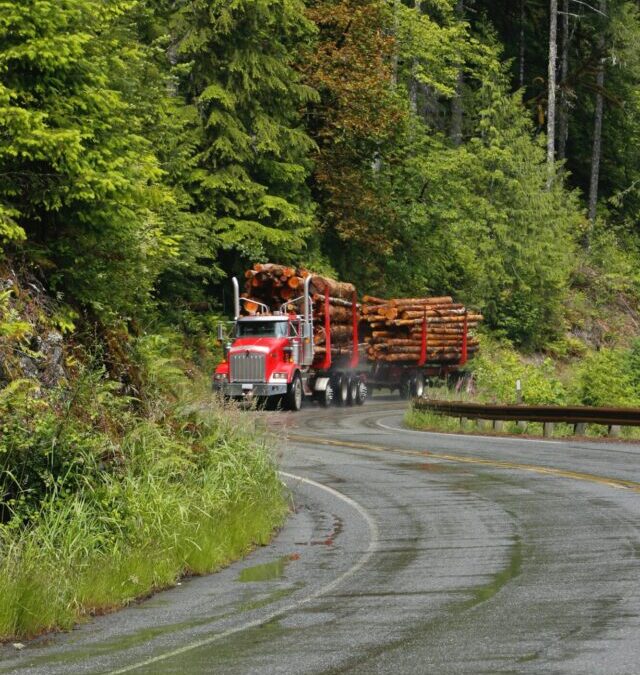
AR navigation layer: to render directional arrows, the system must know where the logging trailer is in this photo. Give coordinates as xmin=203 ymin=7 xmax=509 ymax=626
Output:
xmin=213 ymin=276 xmax=468 ymax=411
xmin=213 ymin=276 xmax=367 ymax=411
xmin=365 ymin=310 xmax=471 ymax=400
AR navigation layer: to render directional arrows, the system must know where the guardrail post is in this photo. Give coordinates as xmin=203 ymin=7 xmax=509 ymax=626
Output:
xmin=608 ymin=425 xmax=621 ymax=438
xmin=517 ymin=420 xmax=527 ymax=432
xmin=459 ymin=416 xmax=467 ymax=429
xmin=543 ymin=422 xmax=554 ymax=438
xmin=493 ymin=420 xmax=504 ymax=432
xmin=574 ymin=422 xmax=586 ymax=435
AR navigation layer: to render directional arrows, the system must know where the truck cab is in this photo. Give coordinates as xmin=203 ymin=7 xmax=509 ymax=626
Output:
xmin=213 ymin=275 xmax=367 ymax=411
xmin=213 ymin=279 xmax=313 ymax=410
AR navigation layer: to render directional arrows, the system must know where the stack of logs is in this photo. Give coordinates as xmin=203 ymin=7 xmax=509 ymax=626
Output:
xmin=362 ymin=295 xmax=482 ymax=364
xmin=243 ymin=263 xmax=357 ymax=357
xmin=242 ymin=264 xmax=482 ymax=365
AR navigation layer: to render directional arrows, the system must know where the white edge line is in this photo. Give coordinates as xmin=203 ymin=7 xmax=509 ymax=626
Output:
xmin=109 ymin=472 xmax=379 ymax=674
xmin=376 ymin=419 xmax=563 ymax=445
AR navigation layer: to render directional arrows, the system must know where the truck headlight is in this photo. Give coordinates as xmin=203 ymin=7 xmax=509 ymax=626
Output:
xmin=214 ymin=373 xmax=228 ymax=382
xmin=272 ymin=372 xmax=288 ymax=380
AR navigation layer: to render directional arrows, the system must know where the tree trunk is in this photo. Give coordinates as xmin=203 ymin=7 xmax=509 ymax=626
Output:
xmin=519 ymin=0 xmax=526 ymax=89
xmin=409 ymin=0 xmax=421 ymax=114
xmin=588 ymin=0 xmax=607 ymax=229
xmin=391 ymin=0 xmax=399 ymax=87
xmin=547 ymin=0 xmax=558 ymax=185
xmin=557 ymin=0 xmax=570 ymax=162
xmin=450 ymin=0 xmax=464 ymax=145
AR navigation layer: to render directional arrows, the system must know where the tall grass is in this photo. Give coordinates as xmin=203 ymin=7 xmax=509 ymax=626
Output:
xmin=0 ymin=335 xmax=287 ymax=640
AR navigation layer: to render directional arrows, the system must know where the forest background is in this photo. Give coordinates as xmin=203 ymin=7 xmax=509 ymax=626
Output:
xmin=1 ymin=0 xmax=640 ymax=639
xmin=3 ymin=0 xmax=640 ymax=350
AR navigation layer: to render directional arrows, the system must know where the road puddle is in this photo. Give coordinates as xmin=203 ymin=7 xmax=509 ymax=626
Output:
xmin=238 ymin=556 xmax=292 ymax=582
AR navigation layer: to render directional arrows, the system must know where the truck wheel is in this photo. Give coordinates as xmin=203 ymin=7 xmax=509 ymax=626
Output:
xmin=318 ymin=380 xmax=334 ymax=407
xmin=355 ymin=379 xmax=368 ymax=405
xmin=347 ymin=377 xmax=358 ymax=406
xmin=412 ymin=373 xmax=425 ymax=398
xmin=285 ymin=374 xmax=303 ymax=412
xmin=334 ymin=375 xmax=349 ymax=406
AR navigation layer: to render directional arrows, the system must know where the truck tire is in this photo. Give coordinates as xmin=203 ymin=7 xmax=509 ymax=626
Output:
xmin=347 ymin=377 xmax=358 ymax=406
xmin=334 ymin=375 xmax=349 ymax=406
xmin=355 ymin=379 xmax=368 ymax=405
xmin=318 ymin=380 xmax=334 ymax=407
xmin=285 ymin=374 xmax=303 ymax=412
xmin=412 ymin=373 xmax=425 ymax=398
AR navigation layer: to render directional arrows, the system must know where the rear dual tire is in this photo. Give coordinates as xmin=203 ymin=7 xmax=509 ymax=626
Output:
xmin=316 ymin=376 xmax=367 ymax=407
xmin=334 ymin=375 xmax=349 ymax=406
xmin=399 ymin=374 xmax=425 ymax=400
xmin=319 ymin=380 xmax=334 ymax=407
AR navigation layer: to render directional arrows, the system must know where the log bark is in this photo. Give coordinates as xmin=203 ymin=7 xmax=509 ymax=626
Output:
xmin=400 ymin=309 xmax=466 ymax=320
xmin=310 ymin=275 xmax=356 ymax=300
xmin=315 ymin=305 xmax=352 ymax=323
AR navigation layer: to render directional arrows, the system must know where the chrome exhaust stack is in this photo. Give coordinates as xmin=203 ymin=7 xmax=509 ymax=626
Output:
xmin=304 ymin=275 xmax=312 ymax=325
xmin=232 ymin=277 xmax=241 ymax=319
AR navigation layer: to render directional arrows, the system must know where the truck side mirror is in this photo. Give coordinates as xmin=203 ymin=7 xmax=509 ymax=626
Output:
xmin=216 ymin=324 xmax=225 ymax=342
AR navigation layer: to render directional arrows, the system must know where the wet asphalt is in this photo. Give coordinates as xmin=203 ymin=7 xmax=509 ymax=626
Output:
xmin=2 ymin=396 xmax=640 ymax=674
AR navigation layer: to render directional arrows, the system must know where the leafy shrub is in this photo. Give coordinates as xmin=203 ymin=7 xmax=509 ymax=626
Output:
xmin=468 ymin=336 xmax=567 ymax=404
xmin=572 ymin=348 xmax=640 ymax=407
xmin=0 ymin=332 xmax=286 ymax=639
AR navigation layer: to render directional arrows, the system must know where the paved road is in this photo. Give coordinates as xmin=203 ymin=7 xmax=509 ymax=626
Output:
xmin=2 ymin=397 xmax=640 ymax=674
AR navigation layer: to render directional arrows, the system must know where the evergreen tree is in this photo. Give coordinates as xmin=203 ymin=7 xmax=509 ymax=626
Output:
xmin=0 ymin=0 xmax=176 ymax=317
xmin=172 ymin=0 xmax=318 ymax=268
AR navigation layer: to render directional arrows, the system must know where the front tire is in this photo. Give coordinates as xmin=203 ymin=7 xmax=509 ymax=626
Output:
xmin=285 ymin=374 xmax=303 ymax=411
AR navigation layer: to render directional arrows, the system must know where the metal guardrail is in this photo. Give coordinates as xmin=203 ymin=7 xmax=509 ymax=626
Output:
xmin=413 ymin=399 xmax=640 ymax=435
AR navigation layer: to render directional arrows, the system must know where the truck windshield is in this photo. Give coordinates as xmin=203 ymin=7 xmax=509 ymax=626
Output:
xmin=236 ymin=321 xmax=288 ymax=338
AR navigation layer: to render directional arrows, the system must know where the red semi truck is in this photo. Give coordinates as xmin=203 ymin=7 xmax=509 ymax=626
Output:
xmin=213 ymin=276 xmax=367 ymax=410
xmin=213 ymin=276 xmax=472 ymax=410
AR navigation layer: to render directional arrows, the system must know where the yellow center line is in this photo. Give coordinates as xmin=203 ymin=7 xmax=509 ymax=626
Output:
xmin=288 ymin=434 xmax=640 ymax=493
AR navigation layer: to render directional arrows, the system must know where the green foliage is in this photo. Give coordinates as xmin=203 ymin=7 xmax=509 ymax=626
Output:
xmin=0 ymin=335 xmax=286 ymax=639
xmin=0 ymin=0 xmax=179 ymax=318
xmin=172 ymin=0 xmax=318 ymax=263
xmin=469 ymin=336 xmax=567 ymax=405
xmin=572 ymin=348 xmax=640 ymax=407
xmin=0 ymin=370 xmax=125 ymax=524
xmin=369 ymin=81 xmax=580 ymax=347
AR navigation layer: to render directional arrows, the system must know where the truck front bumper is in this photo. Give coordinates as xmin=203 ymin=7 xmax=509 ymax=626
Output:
xmin=213 ymin=382 xmax=288 ymax=398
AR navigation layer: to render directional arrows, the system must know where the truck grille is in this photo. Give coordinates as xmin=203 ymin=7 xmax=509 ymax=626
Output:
xmin=230 ymin=352 xmax=266 ymax=383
